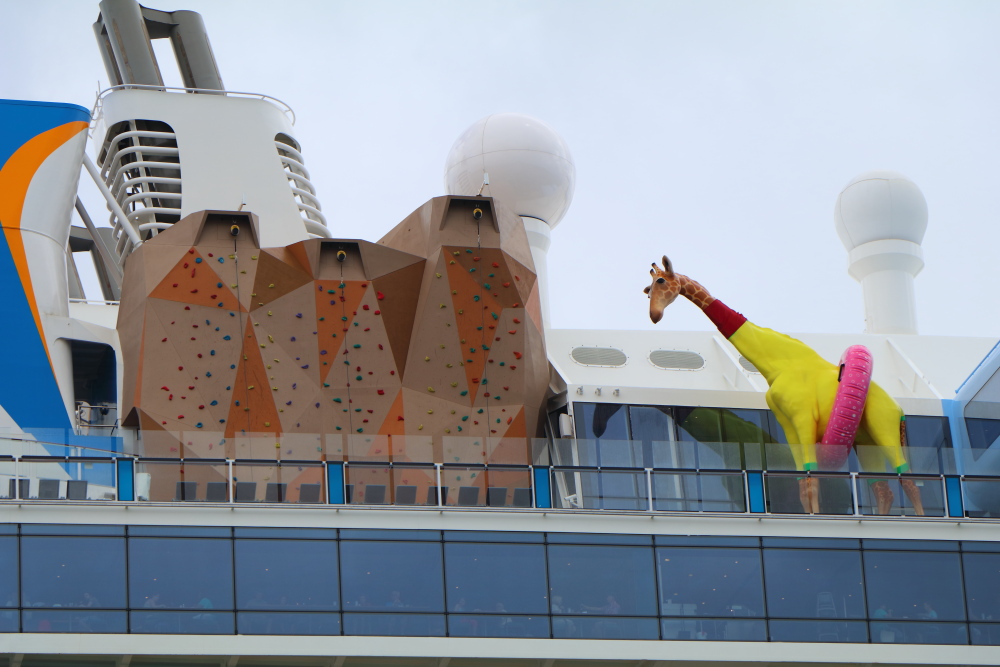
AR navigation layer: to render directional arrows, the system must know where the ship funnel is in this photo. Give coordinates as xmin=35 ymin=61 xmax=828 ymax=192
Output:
xmin=835 ymin=170 xmax=927 ymax=335
xmin=93 ymin=0 xmax=224 ymax=91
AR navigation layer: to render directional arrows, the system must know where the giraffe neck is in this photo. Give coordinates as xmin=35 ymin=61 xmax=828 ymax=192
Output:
xmin=678 ymin=274 xmax=715 ymax=311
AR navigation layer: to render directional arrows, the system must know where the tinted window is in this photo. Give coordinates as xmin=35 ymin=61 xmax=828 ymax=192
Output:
xmin=340 ymin=541 xmax=443 ymax=612
xmin=548 ymin=545 xmax=656 ymax=616
xmin=763 ymin=549 xmax=865 ymax=619
xmin=445 ymin=542 xmax=547 ymax=615
xmin=235 ymin=539 xmax=338 ymax=610
xmin=963 ymin=552 xmax=1000 ymax=621
xmin=0 ymin=537 xmax=17 ymax=607
xmin=658 ymin=547 xmax=764 ymax=618
xmin=129 ymin=538 xmax=233 ymax=610
xmin=864 ymin=551 xmax=965 ymax=621
xmin=20 ymin=536 xmax=125 ymax=609
xmin=574 ymin=403 xmax=628 ymax=441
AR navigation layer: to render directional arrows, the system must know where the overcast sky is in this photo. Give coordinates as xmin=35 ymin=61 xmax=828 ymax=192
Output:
xmin=4 ymin=1 xmax=999 ymax=339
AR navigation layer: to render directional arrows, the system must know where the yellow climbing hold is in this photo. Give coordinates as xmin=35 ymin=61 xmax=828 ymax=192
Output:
xmin=427 ymin=387 xmax=435 ymax=393
xmin=427 ymin=410 xmax=434 ymax=414
xmin=436 ymin=273 xmax=441 ymax=278
xmin=231 ymin=284 xmax=237 ymax=288
xmin=440 ymin=303 xmax=446 ymax=308
xmin=424 ymin=356 xmax=430 ymax=361
xmin=268 ymin=335 xmax=274 ymax=342
xmin=267 ymin=311 xmax=273 ymax=316
xmin=450 ymin=409 xmax=456 ymax=414
xmin=445 ymin=428 xmax=451 ymax=434
xmin=440 ymin=344 xmax=446 ymax=349
xmin=452 ymin=290 xmax=457 ymax=295
xmin=248 ymin=385 xmax=255 ymax=389
xmin=251 ymin=293 xmax=257 ymax=297
xmin=251 ymin=255 xmax=258 ymax=260
xmin=266 ymin=364 xmax=272 ymax=369
xmin=418 ymin=424 xmax=424 ymax=430
xmin=450 ymin=382 xmax=458 ymax=387
xmin=458 ymin=309 xmax=464 ymax=314
xmin=269 ymin=283 xmax=275 ymax=288
xmin=446 ymin=363 xmax=453 ymax=368
xmin=259 ymin=343 xmax=266 ymax=348
xmin=229 ymin=254 xmax=235 ymax=259
xmin=264 ymin=421 xmax=270 ymax=427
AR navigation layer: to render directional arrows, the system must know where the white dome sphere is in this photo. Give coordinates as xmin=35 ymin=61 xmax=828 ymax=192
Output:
xmin=834 ymin=170 xmax=928 ymax=250
xmin=444 ymin=113 xmax=575 ymax=228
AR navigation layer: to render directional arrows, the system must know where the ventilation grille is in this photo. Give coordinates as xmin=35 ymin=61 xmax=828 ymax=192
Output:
xmin=739 ymin=356 xmax=761 ymax=373
xmin=570 ymin=347 xmax=627 ymax=367
xmin=98 ymin=119 xmax=181 ymax=264
xmin=275 ymin=133 xmax=329 ymax=238
xmin=649 ymin=350 xmax=705 ymax=370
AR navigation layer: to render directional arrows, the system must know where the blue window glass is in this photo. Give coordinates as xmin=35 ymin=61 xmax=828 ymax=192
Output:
xmin=340 ymin=541 xmax=444 ymax=612
xmin=129 ymin=610 xmax=235 ymax=634
xmin=864 ymin=551 xmax=965 ymax=621
xmin=445 ymin=543 xmax=547 ymax=614
xmin=0 ymin=609 xmax=15 ymax=632
xmin=768 ymin=620 xmax=868 ymax=643
xmin=237 ymin=612 xmax=341 ymax=635
xmin=574 ymin=403 xmax=628 ymax=441
xmin=657 ymin=547 xmax=764 ymax=618
xmin=235 ymin=539 xmax=338 ymax=610
xmin=552 ymin=615 xmax=658 ymax=640
xmin=870 ymin=620 xmax=967 ymax=645
xmin=448 ymin=614 xmax=548 ymax=638
xmin=342 ymin=613 xmax=445 ymax=636
xmin=20 ymin=537 xmax=125 ymax=609
xmin=763 ymin=549 xmax=865 ymax=619
xmin=963 ymin=552 xmax=1000 ymax=621
xmin=0 ymin=537 xmax=17 ymax=608
xmin=129 ymin=538 xmax=233 ymax=610
xmin=661 ymin=618 xmax=765 ymax=641
xmin=22 ymin=610 xmax=126 ymax=633
xmin=548 ymin=545 xmax=656 ymax=617
xmin=971 ymin=624 xmax=1000 ymax=645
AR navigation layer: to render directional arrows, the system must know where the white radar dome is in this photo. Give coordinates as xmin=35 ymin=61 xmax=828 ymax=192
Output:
xmin=835 ymin=170 xmax=928 ymax=250
xmin=444 ymin=113 xmax=575 ymax=228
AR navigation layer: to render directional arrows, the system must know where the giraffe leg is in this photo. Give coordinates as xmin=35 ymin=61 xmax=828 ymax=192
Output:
xmin=900 ymin=478 xmax=925 ymax=516
xmin=767 ymin=395 xmax=820 ymax=513
xmin=871 ymin=480 xmax=894 ymax=515
xmin=798 ymin=477 xmax=820 ymax=515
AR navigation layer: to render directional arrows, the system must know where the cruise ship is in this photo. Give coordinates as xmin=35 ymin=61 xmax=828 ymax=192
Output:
xmin=2 ymin=2 xmax=1000 ymax=665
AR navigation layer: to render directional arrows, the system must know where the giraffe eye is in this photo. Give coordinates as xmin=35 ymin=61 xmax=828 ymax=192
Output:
xmin=656 ymin=277 xmax=666 ymax=284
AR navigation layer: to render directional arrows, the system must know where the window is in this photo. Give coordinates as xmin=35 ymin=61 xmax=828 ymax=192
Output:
xmin=235 ymin=539 xmax=339 ymax=611
xmin=864 ymin=550 xmax=965 ymax=621
xmin=129 ymin=538 xmax=233 ymax=610
xmin=339 ymin=541 xmax=444 ymax=612
xmin=657 ymin=547 xmax=764 ymax=618
xmin=445 ymin=542 xmax=547 ymax=615
xmin=763 ymin=549 xmax=865 ymax=619
xmin=20 ymin=536 xmax=125 ymax=609
xmin=548 ymin=545 xmax=657 ymax=617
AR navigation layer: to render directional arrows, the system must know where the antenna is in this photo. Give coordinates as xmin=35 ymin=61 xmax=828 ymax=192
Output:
xmin=477 ymin=172 xmax=490 ymax=196
xmin=237 ymin=193 xmax=246 ymax=211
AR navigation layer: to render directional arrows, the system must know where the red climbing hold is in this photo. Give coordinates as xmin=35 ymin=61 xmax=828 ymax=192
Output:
xmin=377 ymin=292 xmax=385 ymax=300
xmin=377 ymin=389 xmax=385 ymax=395
xmin=162 ymin=338 xmax=168 ymax=342
xmin=374 ymin=310 xmax=381 ymax=315
xmin=161 ymin=386 xmax=170 ymax=391
xmin=492 ymin=262 xmax=499 ymax=268
xmin=378 ymin=344 xmax=384 ymax=350
xmin=513 ymin=351 xmax=523 ymax=359
xmin=172 ymin=283 xmax=178 ymax=288
xmin=508 ymin=330 xmax=516 ymax=335
xmin=363 ymin=304 xmax=370 ymax=310
xmin=503 ymin=282 xmax=510 ymax=288
xmin=397 ymin=415 xmax=404 ymax=421
xmin=178 ymin=366 xmax=184 ymax=370
xmin=199 ymin=405 xmax=205 ymax=409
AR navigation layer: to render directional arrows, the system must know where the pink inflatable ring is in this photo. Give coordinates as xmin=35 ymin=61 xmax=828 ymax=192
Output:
xmin=816 ymin=345 xmax=873 ymax=470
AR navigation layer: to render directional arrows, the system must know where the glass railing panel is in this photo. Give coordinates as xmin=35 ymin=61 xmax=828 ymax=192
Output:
xmin=856 ymin=476 xmax=945 ymax=517
xmin=767 ymin=619 xmax=868 ymax=643
xmin=22 ymin=610 xmax=127 ymax=633
xmin=764 ymin=473 xmax=855 ymax=515
xmin=550 ymin=438 xmax=597 ymax=468
xmin=971 ymin=623 xmax=1000 ymax=645
xmin=486 ymin=437 xmax=530 ymax=466
xmin=442 ymin=437 xmax=488 ymax=465
xmin=236 ymin=611 xmax=341 ymax=635
xmin=391 ymin=464 xmax=438 ymax=505
xmin=346 ymin=434 xmax=390 ymax=462
xmin=554 ymin=615 xmax=659 ymax=640
xmin=440 ymin=466 xmax=487 ymax=507
xmin=0 ymin=457 xmax=16 ymax=499
xmin=962 ymin=477 xmax=1000 ymax=517
xmin=448 ymin=614 xmax=548 ymax=638
xmin=135 ymin=459 xmax=227 ymax=502
xmin=16 ymin=457 xmax=117 ymax=501
xmin=389 ymin=435 xmax=435 ymax=463
xmin=343 ymin=464 xmax=391 ymax=504
xmin=0 ymin=430 xmax=123 ymax=458
xmin=550 ymin=469 xmax=646 ymax=510
xmin=652 ymin=471 xmax=745 ymax=512
xmin=481 ymin=467 xmax=533 ymax=508
xmin=275 ymin=433 xmax=325 ymax=460
xmin=342 ymin=612 xmax=445 ymax=637
xmin=530 ymin=438 xmax=550 ymax=466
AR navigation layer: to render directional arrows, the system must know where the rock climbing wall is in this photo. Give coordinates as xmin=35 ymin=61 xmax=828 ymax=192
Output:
xmin=117 ymin=197 xmax=548 ymax=500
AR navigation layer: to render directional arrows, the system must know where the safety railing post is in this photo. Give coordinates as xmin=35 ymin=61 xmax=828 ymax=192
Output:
xmin=645 ymin=468 xmax=654 ymax=512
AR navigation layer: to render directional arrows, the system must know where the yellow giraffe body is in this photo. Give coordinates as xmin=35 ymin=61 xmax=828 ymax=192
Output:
xmin=729 ymin=321 xmax=908 ymax=473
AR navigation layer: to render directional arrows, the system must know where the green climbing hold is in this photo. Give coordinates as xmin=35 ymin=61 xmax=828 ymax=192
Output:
xmin=491 ymin=312 xmax=498 ymax=320
xmin=460 ymin=390 xmax=468 ymax=396
xmin=333 ymin=398 xmax=342 ymax=403
xmin=484 ymin=283 xmax=491 ymax=290
xmin=473 ymin=295 xmax=480 ymax=301
xmin=353 ymin=344 xmax=361 ymax=348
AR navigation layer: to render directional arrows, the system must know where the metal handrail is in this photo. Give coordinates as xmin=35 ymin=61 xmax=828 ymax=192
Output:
xmin=93 ymin=84 xmax=296 ymax=124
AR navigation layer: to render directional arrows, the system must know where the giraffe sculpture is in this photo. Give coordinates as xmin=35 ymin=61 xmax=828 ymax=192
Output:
xmin=644 ymin=256 xmax=925 ymax=515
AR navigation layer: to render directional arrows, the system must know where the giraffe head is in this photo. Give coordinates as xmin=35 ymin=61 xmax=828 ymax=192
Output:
xmin=644 ymin=255 xmax=681 ymax=324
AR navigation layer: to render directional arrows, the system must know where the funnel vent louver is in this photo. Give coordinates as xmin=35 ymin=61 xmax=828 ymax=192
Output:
xmin=275 ymin=133 xmax=329 ymax=238
xmin=97 ymin=119 xmax=181 ymax=265
xmin=649 ymin=350 xmax=705 ymax=370
xmin=570 ymin=347 xmax=627 ymax=367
